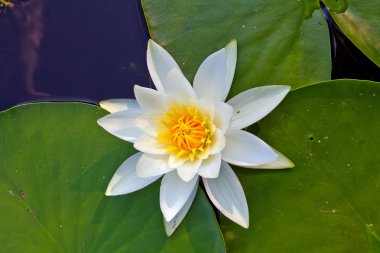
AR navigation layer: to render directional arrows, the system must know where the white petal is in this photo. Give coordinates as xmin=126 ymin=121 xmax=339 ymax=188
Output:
xmin=133 ymin=134 xmax=166 ymax=155
xmin=136 ymin=153 xmax=174 ymax=177
xmin=203 ymin=161 xmax=249 ymax=228
xmin=134 ymin=85 xmax=168 ymax=112
xmin=214 ymin=102 xmax=233 ymax=133
xmin=221 ymin=39 xmax=237 ymax=101
xmin=164 ymin=184 xmax=197 ymax=236
xmin=193 ymin=48 xmax=226 ymax=102
xmin=168 ymin=153 xmax=187 ymax=168
xmin=97 ymin=110 xmax=143 ymax=142
xmin=164 ymin=68 xmax=197 ymax=101
xmin=160 ymin=171 xmax=199 ymax=221
xmin=198 ymin=97 xmax=215 ymax=121
xmin=227 ymin=85 xmax=290 ymax=129
xmin=135 ymin=112 xmax=161 ymax=137
xmin=177 ymin=159 xmax=202 ymax=182
xmin=100 ymin=99 xmax=140 ymax=113
xmin=197 ymin=153 xmax=221 ymax=178
xmin=105 ymin=152 xmax=160 ymax=196
xmin=147 ymin=39 xmax=182 ymax=92
xmin=245 ymin=148 xmax=294 ymax=169
xmin=209 ymin=128 xmax=226 ymax=155
xmin=222 ymin=129 xmax=277 ymax=166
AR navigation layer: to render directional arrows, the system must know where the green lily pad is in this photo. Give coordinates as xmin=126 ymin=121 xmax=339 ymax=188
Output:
xmin=329 ymin=0 xmax=380 ymax=67
xmin=0 ymin=103 xmax=225 ymax=253
xmin=222 ymin=79 xmax=380 ymax=252
xmin=142 ymin=0 xmax=331 ymax=96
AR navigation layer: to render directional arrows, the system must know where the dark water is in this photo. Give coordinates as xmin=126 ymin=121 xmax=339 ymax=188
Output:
xmin=320 ymin=3 xmax=380 ymax=81
xmin=0 ymin=0 xmax=150 ymax=110
xmin=0 ymin=1 xmax=379 ymax=111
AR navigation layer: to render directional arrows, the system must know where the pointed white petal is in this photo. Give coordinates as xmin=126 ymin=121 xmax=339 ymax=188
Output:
xmin=197 ymin=153 xmax=221 ymax=178
xmin=147 ymin=39 xmax=182 ymax=92
xmin=105 ymin=152 xmax=160 ymax=196
xmin=100 ymin=99 xmax=140 ymax=113
xmin=203 ymin=161 xmax=249 ymax=228
xmin=111 ymin=128 xmax=142 ymax=143
xmin=97 ymin=109 xmax=143 ymax=142
xmin=198 ymin=97 xmax=215 ymax=121
xmin=221 ymin=39 xmax=237 ymax=101
xmin=177 ymin=159 xmax=202 ymax=182
xmin=222 ymin=129 xmax=277 ymax=166
xmin=164 ymin=184 xmax=197 ymax=236
xmin=160 ymin=171 xmax=199 ymax=221
xmin=214 ymin=102 xmax=233 ymax=133
xmin=133 ymin=134 xmax=166 ymax=155
xmin=134 ymin=85 xmax=168 ymax=112
xmin=209 ymin=128 xmax=226 ymax=155
xmin=227 ymin=85 xmax=290 ymax=129
xmin=136 ymin=153 xmax=174 ymax=177
xmin=165 ymin=68 xmax=197 ymax=101
xmin=134 ymin=112 xmax=162 ymax=137
xmin=193 ymin=48 xmax=226 ymax=102
xmin=245 ymin=148 xmax=294 ymax=169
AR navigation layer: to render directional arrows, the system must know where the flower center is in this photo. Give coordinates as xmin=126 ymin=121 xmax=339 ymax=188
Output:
xmin=157 ymin=104 xmax=211 ymax=161
xmin=172 ymin=115 xmax=207 ymax=151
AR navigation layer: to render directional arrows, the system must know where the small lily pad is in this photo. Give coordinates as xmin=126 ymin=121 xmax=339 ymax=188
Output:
xmin=329 ymin=0 xmax=380 ymax=67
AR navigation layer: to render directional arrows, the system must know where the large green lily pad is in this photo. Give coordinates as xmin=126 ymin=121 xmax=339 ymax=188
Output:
xmin=222 ymin=79 xmax=380 ymax=252
xmin=329 ymin=0 xmax=380 ymax=67
xmin=0 ymin=103 xmax=225 ymax=253
xmin=142 ymin=0 xmax=331 ymax=96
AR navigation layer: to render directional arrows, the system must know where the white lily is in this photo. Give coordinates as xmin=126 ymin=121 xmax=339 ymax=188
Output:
xmin=98 ymin=39 xmax=294 ymax=236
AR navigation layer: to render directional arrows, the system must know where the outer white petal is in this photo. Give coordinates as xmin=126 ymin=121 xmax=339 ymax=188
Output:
xmin=99 ymin=99 xmax=140 ymax=113
xmin=214 ymin=102 xmax=233 ymax=133
xmin=97 ymin=109 xmax=143 ymax=142
xmin=221 ymin=39 xmax=237 ymax=101
xmin=147 ymin=39 xmax=182 ymax=92
xmin=160 ymin=171 xmax=199 ymax=221
xmin=164 ymin=68 xmax=197 ymax=101
xmin=105 ymin=152 xmax=160 ymax=196
xmin=227 ymin=85 xmax=290 ymax=129
xmin=164 ymin=184 xmax=197 ymax=236
xmin=134 ymin=85 xmax=168 ymax=112
xmin=222 ymin=129 xmax=277 ymax=166
xmin=198 ymin=97 xmax=215 ymax=121
xmin=203 ymin=161 xmax=249 ymax=228
xmin=197 ymin=153 xmax=221 ymax=178
xmin=133 ymin=134 xmax=166 ymax=155
xmin=193 ymin=48 xmax=226 ymax=102
xmin=134 ymin=112 xmax=161 ymax=137
xmin=244 ymin=148 xmax=294 ymax=169
xmin=177 ymin=159 xmax=202 ymax=182
xmin=136 ymin=153 xmax=174 ymax=177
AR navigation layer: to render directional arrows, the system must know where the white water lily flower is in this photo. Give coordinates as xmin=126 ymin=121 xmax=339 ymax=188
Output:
xmin=98 ymin=39 xmax=294 ymax=236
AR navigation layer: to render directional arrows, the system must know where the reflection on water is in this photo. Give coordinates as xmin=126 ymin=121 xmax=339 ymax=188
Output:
xmin=0 ymin=0 xmax=150 ymax=110
xmin=16 ymin=0 xmax=46 ymax=96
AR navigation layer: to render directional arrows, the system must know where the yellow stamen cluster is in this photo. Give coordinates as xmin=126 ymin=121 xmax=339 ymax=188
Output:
xmin=158 ymin=104 xmax=211 ymax=161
